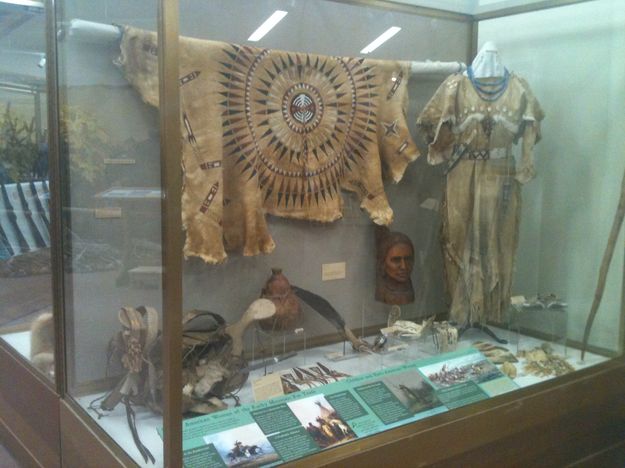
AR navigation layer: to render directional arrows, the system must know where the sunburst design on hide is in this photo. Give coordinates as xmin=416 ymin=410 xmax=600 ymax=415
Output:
xmin=218 ymin=44 xmax=378 ymax=208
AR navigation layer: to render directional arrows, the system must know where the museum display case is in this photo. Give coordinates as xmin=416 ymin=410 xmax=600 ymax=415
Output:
xmin=1 ymin=0 xmax=625 ymax=467
xmin=0 ymin=0 xmax=54 ymax=381
xmin=0 ymin=3 xmax=61 ymax=467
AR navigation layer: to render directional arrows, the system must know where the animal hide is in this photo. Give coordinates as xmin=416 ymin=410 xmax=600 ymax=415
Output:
xmin=417 ymin=72 xmax=544 ymax=325
xmin=117 ymin=27 xmax=419 ymax=263
xmin=30 ymin=311 xmax=54 ymax=378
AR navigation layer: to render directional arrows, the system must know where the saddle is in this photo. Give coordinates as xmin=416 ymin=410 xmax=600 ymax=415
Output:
xmin=98 ymin=306 xmax=252 ymax=463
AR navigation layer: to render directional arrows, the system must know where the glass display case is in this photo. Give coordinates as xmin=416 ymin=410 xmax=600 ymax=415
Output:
xmin=1 ymin=0 xmax=625 ymax=467
xmin=52 ymin=0 xmax=166 ymax=463
xmin=0 ymin=3 xmax=60 ymax=466
xmin=0 ymin=1 xmax=54 ymax=381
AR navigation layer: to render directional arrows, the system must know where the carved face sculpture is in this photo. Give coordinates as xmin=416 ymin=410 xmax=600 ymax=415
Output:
xmin=375 ymin=228 xmax=415 ymax=305
xmin=384 ymin=243 xmax=414 ymax=284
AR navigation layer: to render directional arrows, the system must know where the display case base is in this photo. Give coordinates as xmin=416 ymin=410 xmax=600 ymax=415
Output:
xmin=71 ymin=326 xmax=608 ymax=467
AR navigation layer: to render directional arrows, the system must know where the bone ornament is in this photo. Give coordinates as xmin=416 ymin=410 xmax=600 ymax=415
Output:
xmin=225 ymin=298 xmax=276 ymax=356
xmin=381 ymin=316 xmax=434 ymax=339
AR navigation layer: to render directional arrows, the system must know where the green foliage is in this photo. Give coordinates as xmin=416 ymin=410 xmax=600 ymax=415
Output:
xmin=0 ymin=103 xmax=117 ymax=184
xmin=60 ymin=105 xmax=114 ymax=184
xmin=0 ymin=103 xmax=38 ymax=182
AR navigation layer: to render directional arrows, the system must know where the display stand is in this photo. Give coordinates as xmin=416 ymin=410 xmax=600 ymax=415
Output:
xmin=94 ymin=187 xmax=162 ymax=286
xmin=312 ymin=303 xmax=368 ymax=362
xmin=457 ymin=323 xmax=508 ymax=344
xmin=252 ymin=326 xmax=304 ymax=372
xmin=377 ymin=305 xmax=439 ymax=365
xmin=507 ymin=296 xmax=568 ymax=355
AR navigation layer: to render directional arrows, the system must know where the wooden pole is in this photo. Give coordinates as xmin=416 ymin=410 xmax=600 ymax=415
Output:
xmin=581 ymin=165 xmax=625 ymax=359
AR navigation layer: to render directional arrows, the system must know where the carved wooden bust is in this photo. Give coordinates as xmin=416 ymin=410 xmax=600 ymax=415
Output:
xmin=375 ymin=227 xmax=415 ymax=305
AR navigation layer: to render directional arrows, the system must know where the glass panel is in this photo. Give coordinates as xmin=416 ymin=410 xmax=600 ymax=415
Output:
xmin=55 ymin=0 xmax=165 ymax=465
xmin=180 ymin=1 xmax=472 ymax=465
xmin=0 ymin=2 xmax=54 ymax=382
xmin=388 ymin=0 xmax=477 ymax=14
xmin=390 ymin=0 xmax=571 ymax=15
xmin=170 ymin=1 xmax=622 ymax=465
xmin=478 ymin=0 xmax=625 ymax=365
xmin=474 ymin=0 xmax=571 ymax=15
xmin=59 ymin=0 xmax=624 ymax=466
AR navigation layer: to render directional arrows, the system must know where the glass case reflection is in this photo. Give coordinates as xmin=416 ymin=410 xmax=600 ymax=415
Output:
xmin=0 ymin=2 xmax=54 ymax=381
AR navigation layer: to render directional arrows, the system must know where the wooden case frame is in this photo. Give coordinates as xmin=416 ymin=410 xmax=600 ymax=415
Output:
xmin=1 ymin=0 xmax=624 ymax=467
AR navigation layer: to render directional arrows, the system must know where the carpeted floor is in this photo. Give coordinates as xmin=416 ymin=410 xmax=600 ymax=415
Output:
xmin=0 ymin=440 xmax=20 ymax=468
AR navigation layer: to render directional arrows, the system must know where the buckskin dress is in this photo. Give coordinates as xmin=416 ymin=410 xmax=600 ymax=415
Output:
xmin=117 ymin=27 xmax=419 ymax=263
xmin=417 ymin=72 xmax=544 ymax=325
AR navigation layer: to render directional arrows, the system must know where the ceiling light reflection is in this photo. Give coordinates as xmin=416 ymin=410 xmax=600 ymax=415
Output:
xmin=360 ymin=26 xmax=402 ymax=54
xmin=248 ymin=10 xmax=288 ymax=42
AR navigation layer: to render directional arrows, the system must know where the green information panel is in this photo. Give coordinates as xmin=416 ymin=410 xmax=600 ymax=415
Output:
xmin=436 ymin=381 xmax=489 ymax=409
xmin=251 ymin=404 xmax=301 ymax=435
xmin=175 ymin=348 xmax=516 ymax=467
xmin=183 ymin=444 xmax=226 ymax=468
xmin=267 ymin=427 xmax=320 ymax=461
xmin=325 ymin=391 xmax=368 ymax=421
xmin=354 ymin=381 xmax=413 ymax=425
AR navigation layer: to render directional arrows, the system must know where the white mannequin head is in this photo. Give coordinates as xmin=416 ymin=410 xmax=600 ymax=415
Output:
xmin=471 ymin=41 xmax=505 ymax=78
xmin=479 ymin=41 xmax=499 ymax=55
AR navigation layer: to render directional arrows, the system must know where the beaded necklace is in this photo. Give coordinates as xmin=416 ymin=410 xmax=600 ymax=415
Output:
xmin=467 ymin=65 xmax=510 ymax=102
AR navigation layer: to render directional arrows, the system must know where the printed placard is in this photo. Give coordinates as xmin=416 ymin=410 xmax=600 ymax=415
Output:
xmin=104 ymin=158 xmax=136 ymax=165
xmin=420 ymin=198 xmax=440 ymax=211
xmin=321 ymin=262 xmax=346 ymax=281
xmin=94 ymin=207 xmax=122 ymax=219
xmin=176 ymin=348 xmax=517 ymax=467
xmin=252 ymin=373 xmax=285 ymax=402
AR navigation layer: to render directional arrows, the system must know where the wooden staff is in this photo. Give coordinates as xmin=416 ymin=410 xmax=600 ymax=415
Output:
xmin=581 ymin=165 xmax=625 ymax=360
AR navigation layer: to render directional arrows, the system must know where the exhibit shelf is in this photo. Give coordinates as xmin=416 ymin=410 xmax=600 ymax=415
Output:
xmin=65 ymin=326 xmax=608 ymax=468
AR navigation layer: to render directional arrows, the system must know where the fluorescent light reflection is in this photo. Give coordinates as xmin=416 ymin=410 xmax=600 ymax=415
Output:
xmin=248 ymin=10 xmax=288 ymax=42
xmin=360 ymin=26 xmax=402 ymax=54
xmin=0 ymin=0 xmax=43 ymax=7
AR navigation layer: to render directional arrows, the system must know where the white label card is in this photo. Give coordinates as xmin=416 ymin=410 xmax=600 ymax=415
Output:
xmin=104 ymin=158 xmax=136 ymax=165
xmin=94 ymin=207 xmax=122 ymax=219
xmin=252 ymin=373 xmax=284 ymax=402
xmin=420 ymin=198 xmax=440 ymax=211
xmin=322 ymin=262 xmax=346 ymax=281
xmin=510 ymin=295 xmax=526 ymax=306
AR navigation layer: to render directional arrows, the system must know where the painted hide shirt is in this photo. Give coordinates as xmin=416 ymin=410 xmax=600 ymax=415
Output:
xmin=117 ymin=27 xmax=419 ymax=263
xmin=417 ymin=72 xmax=544 ymax=325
